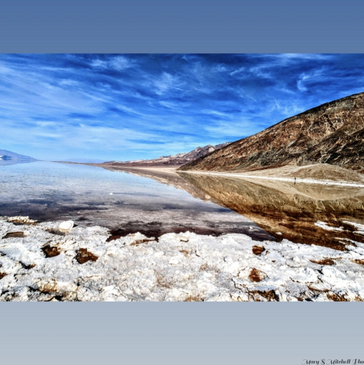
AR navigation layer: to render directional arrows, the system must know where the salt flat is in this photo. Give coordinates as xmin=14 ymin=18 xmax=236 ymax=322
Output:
xmin=2 ymin=162 xmax=364 ymax=301
xmin=1 ymin=216 xmax=364 ymax=302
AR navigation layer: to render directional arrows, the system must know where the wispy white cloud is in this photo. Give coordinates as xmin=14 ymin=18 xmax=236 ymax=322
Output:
xmin=91 ymin=59 xmax=108 ymax=69
xmin=90 ymin=55 xmax=135 ymax=71
xmin=109 ymin=56 xmax=134 ymax=70
xmin=230 ymin=66 xmax=246 ymax=76
xmin=201 ymin=109 xmax=233 ymax=119
xmin=1 ymin=54 xmax=363 ymax=161
xmin=296 ymin=68 xmax=325 ymax=92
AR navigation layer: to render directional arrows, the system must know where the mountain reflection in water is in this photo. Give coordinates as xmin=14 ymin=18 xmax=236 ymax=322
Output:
xmin=177 ymin=173 xmax=364 ymax=251
xmin=107 ymin=166 xmax=364 ymax=250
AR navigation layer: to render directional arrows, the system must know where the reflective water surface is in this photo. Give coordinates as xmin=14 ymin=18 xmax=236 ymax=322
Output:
xmin=0 ymin=162 xmax=272 ymax=240
xmin=97 ymin=165 xmax=364 ymax=250
xmin=2 ymin=161 xmax=364 ymax=249
xmin=178 ymin=172 xmax=364 ymax=250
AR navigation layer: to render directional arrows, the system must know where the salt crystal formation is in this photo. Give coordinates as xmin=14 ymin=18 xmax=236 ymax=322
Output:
xmin=1 ymin=216 xmax=364 ymax=302
xmin=58 ymin=220 xmax=74 ymax=234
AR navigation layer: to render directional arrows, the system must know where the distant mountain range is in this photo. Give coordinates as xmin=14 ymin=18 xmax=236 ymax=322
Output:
xmin=103 ymin=142 xmax=231 ymax=167
xmin=62 ymin=158 xmax=107 ymax=163
xmin=179 ymin=92 xmax=364 ymax=173
xmin=0 ymin=150 xmax=37 ymax=166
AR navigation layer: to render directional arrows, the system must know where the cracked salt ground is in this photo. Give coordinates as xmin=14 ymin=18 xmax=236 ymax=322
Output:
xmin=1 ymin=216 xmax=364 ymax=301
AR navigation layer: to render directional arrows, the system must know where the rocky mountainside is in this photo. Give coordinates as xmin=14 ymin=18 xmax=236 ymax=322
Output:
xmin=105 ymin=142 xmax=230 ymax=167
xmin=0 ymin=150 xmax=37 ymax=166
xmin=179 ymin=92 xmax=364 ymax=173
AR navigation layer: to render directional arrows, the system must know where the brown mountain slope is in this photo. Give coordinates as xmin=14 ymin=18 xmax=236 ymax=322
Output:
xmin=178 ymin=92 xmax=364 ymax=173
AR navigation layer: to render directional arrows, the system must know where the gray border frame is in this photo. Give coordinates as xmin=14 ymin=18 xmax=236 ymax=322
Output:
xmin=1 ymin=1 xmax=364 ymax=364
xmin=1 ymin=0 xmax=364 ymax=53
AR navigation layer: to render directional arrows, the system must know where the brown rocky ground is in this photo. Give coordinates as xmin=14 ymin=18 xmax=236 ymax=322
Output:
xmin=233 ymin=164 xmax=364 ymax=184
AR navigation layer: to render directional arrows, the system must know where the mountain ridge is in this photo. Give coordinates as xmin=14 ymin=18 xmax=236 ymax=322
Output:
xmin=178 ymin=92 xmax=364 ymax=173
xmin=103 ymin=142 xmax=231 ymax=167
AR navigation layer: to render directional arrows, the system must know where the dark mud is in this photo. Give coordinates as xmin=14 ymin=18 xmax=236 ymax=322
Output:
xmin=42 ymin=244 xmax=61 ymax=258
xmin=75 ymin=249 xmax=99 ymax=264
xmin=3 ymin=231 xmax=26 ymax=238
xmin=0 ymin=202 xmax=105 ymax=222
xmin=106 ymin=221 xmax=275 ymax=242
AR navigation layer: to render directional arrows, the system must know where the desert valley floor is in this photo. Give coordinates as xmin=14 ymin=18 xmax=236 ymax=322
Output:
xmin=1 ymin=162 xmax=364 ymax=301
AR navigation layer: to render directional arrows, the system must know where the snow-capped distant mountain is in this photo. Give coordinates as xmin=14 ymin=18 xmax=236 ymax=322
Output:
xmin=0 ymin=150 xmax=37 ymax=166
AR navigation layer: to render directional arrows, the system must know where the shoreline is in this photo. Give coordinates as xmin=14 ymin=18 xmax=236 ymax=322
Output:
xmin=88 ymin=162 xmax=364 ymax=187
xmin=180 ymin=170 xmax=364 ymax=187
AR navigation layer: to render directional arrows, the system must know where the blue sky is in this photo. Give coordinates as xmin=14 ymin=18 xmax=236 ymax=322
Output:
xmin=1 ymin=54 xmax=364 ymax=162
